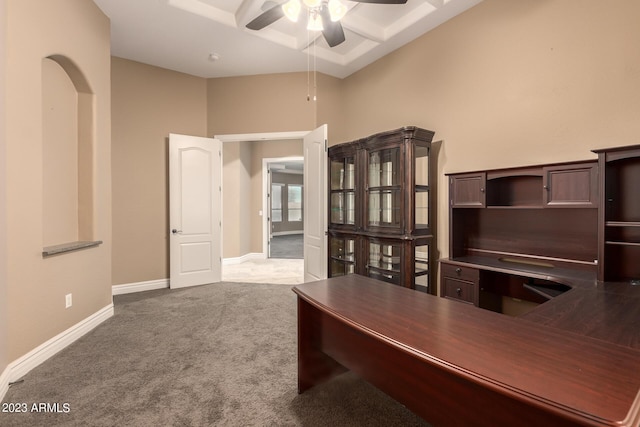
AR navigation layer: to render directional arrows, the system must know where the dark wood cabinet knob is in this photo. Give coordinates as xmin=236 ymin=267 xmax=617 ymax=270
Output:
xmin=455 ymin=267 xmax=462 ymax=275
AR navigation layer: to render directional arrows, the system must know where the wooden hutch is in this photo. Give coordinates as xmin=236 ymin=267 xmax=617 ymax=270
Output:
xmin=441 ymin=144 xmax=640 ymax=315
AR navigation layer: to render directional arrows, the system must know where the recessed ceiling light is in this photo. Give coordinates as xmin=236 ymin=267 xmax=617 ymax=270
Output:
xmin=208 ymin=53 xmax=220 ymax=62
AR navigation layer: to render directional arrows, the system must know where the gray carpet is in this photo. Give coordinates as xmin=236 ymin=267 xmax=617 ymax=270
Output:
xmin=0 ymin=282 xmax=430 ymax=426
xmin=270 ymin=235 xmax=303 ymax=259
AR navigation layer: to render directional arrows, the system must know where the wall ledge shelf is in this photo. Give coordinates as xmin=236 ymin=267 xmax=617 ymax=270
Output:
xmin=43 ymin=240 xmax=103 ymax=257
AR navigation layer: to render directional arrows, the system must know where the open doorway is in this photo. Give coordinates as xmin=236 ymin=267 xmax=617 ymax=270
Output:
xmin=265 ymin=158 xmax=304 ymax=259
xmin=216 ymin=127 xmax=327 ymax=284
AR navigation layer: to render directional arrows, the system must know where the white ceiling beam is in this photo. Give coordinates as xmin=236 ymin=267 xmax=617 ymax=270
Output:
xmin=167 ymin=0 xmax=238 ymax=28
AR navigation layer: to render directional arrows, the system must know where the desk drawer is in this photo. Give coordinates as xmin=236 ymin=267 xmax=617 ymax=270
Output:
xmin=441 ymin=263 xmax=479 ymax=284
xmin=442 ymin=278 xmax=475 ymax=304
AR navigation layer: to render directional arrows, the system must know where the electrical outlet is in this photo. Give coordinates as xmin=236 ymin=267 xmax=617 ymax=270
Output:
xmin=65 ymin=293 xmax=72 ymax=309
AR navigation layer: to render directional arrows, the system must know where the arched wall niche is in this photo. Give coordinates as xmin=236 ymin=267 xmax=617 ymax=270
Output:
xmin=42 ymin=55 xmax=95 ymax=249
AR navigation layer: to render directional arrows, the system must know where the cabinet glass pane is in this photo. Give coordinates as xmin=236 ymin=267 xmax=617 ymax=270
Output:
xmin=331 ymin=192 xmax=355 ymax=225
xmin=415 ymin=244 xmax=429 ymax=274
xmin=345 ymin=192 xmax=355 ymax=225
xmin=331 ymin=259 xmax=355 ymax=277
xmin=331 ymin=158 xmax=355 ymax=190
xmin=415 ymin=190 xmax=429 ymax=229
xmin=330 ymin=237 xmax=355 ymax=262
xmin=368 ymin=242 xmax=401 ymax=271
xmin=330 ymin=193 xmax=343 ymax=224
xmin=368 ymin=190 xmax=400 ymax=227
xmin=415 ymin=145 xmax=429 ymax=186
xmin=415 ymin=244 xmax=430 ymax=292
xmin=369 ymin=148 xmax=400 ymax=187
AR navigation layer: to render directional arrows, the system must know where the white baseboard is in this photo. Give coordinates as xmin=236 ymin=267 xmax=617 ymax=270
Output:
xmin=112 ymin=278 xmax=169 ymax=296
xmin=0 ymin=363 xmax=10 ymax=404
xmin=223 ymin=252 xmax=265 ymax=265
xmin=272 ymin=231 xmax=303 ymax=236
xmin=1 ymin=303 xmax=114 ymax=402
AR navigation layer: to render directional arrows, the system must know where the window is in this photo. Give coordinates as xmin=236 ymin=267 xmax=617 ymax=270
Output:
xmin=271 ymin=184 xmax=283 ymax=223
xmin=288 ymin=185 xmax=303 ymax=222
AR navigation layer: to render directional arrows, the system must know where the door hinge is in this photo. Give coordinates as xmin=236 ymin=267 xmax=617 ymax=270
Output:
xmin=324 ymin=139 xmax=328 ymax=152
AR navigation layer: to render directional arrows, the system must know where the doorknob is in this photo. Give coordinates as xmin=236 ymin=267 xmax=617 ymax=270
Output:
xmin=172 ymin=229 xmax=182 ymax=234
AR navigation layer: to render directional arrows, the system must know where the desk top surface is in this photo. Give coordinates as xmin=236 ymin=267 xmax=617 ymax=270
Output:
xmin=293 ymin=275 xmax=640 ymax=427
xmin=443 ymin=255 xmax=640 ymax=349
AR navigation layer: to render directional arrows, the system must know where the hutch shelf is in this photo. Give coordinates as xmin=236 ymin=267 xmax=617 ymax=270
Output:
xmin=593 ymin=144 xmax=640 ymax=283
xmin=327 ymin=126 xmax=436 ymax=293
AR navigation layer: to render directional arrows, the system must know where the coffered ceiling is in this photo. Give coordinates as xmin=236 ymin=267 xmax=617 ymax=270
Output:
xmin=93 ymin=0 xmax=482 ymax=79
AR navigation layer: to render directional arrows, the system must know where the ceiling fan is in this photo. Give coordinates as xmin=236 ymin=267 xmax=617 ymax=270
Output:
xmin=246 ymin=0 xmax=408 ymax=48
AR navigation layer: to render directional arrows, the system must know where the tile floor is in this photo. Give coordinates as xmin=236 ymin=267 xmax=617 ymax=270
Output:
xmin=222 ymin=258 xmax=304 ymax=285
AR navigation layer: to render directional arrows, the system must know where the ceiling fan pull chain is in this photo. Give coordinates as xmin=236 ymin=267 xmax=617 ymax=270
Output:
xmin=313 ymin=35 xmax=317 ymax=102
xmin=307 ymin=23 xmax=311 ymax=101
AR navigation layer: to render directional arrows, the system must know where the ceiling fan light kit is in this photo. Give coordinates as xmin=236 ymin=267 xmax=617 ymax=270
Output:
xmin=328 ymin=0 xmax=348 ymax=22
xmin=282 ymin=0 xmax=301 ymax=21
xmin=282 ymin=0 xmax=347 ymax=28
xmin=306 ymin=11 xmax=324 ymax=31
xmin=246 ymin=0 xmax=409 ymax=47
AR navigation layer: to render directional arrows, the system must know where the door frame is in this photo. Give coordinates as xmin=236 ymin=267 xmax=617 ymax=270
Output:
xmin=214 ymin=131 xmax=310 ymax=265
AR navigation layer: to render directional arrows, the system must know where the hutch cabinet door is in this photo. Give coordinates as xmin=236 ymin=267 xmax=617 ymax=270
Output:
xmin=543 ymin=162 xmax=598 ymax=208
xmin=414 ymin=142 xmax=432 ymax=234
xmin=329 ymin=148 xmax=358 ymax=229
xmin=365 ymin=145 xmax=404 ymax=233
xmin=328 ymin=233 xmax=358 ymax=277
xmin=450 ymin=173 xmax=486 ymax=208
xmin=365 ymin=237 xmax=403 ymax=286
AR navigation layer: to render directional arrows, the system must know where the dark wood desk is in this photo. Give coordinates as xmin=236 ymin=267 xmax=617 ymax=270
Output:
xmin=293 ymin=275 xmax=640 ymax=427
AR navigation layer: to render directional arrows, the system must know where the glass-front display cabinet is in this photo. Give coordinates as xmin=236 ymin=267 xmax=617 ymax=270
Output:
xmin=327 ymin=126 xmax=437 ymax=293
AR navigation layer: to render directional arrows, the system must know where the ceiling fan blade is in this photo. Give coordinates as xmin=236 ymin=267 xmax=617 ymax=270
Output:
xmin=246 ymin=4 xmax=285 ymax=30
xmin=320 ymin=8 xmax=346 ymax=47
xmin=350 ymin=0 xmax=408 ymax=3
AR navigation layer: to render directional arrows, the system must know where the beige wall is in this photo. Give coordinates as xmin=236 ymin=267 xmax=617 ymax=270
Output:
xmin=222 ymin=141 xmax=252 ymax=258
xmin=111 ymin=58 xmax=207 ymax=285
xmin=5 ymin=0 xmax=111 ymax=360
xmin=207 ymin=73 xmax=318 ymax=135
xmin=0 ymin=0 xmax=8 ymax=375
xmin=339 ymin=0 xmax=640 ymax=260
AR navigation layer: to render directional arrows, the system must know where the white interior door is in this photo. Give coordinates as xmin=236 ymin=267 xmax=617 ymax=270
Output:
xmin=267 ymin=166 xmax=273 ymax=258
xmin=169 ymin=133 xmax=222 ymax=289
xmin=303 ymin=125 xmax=328 ymax=282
